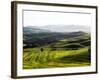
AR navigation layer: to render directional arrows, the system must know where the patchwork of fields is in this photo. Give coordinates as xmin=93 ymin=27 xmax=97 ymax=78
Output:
xmin=23 ymin=37 xmax=91 ymax=69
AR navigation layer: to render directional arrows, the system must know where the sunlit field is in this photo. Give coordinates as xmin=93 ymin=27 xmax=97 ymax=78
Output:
xmin=23 ymin=38 xmax=91 ymax=69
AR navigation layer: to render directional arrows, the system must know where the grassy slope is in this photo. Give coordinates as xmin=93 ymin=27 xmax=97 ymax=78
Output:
xmin=23 ymin=45 xmax=91 ymax=69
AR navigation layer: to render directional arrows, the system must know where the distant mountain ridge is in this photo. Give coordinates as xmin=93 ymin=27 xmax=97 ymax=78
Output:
xmin=23 ymin=26 xmax=52 ymax=34
xmin=42 ymin=25 xmax=90 ymax=33
xmin=24 ymin=24 xmax=90 ymax=33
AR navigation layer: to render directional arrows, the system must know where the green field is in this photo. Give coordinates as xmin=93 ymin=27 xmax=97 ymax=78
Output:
xmin=23 ymin=39 xmax=91 ymax=69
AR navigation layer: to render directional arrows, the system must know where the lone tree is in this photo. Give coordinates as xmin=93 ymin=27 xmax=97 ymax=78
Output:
xmin=40 ymin=48 xmax=44 ymax=52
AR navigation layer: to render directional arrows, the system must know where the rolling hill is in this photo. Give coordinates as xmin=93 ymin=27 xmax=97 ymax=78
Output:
xmin=23 ymin=26 xmax=91 ymax=69
xmin=23 ymin=26 xmax=90 ymax=48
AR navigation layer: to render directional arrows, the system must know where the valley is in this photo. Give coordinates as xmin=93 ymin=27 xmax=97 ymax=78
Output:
xmin=23 ymin=26 xmax=91 ymax=69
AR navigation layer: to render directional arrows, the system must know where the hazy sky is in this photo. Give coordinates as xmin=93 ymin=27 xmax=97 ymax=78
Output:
xmin=23 ymin=10 xmax=91 ymax=32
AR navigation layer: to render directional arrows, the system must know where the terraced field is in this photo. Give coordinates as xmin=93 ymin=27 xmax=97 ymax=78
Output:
xmin=23 ymin=38 xmax=91 ymax=69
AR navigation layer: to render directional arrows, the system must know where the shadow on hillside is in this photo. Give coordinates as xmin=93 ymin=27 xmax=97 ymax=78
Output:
xmin=58 ymin=52 xmax=91 ymax=63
